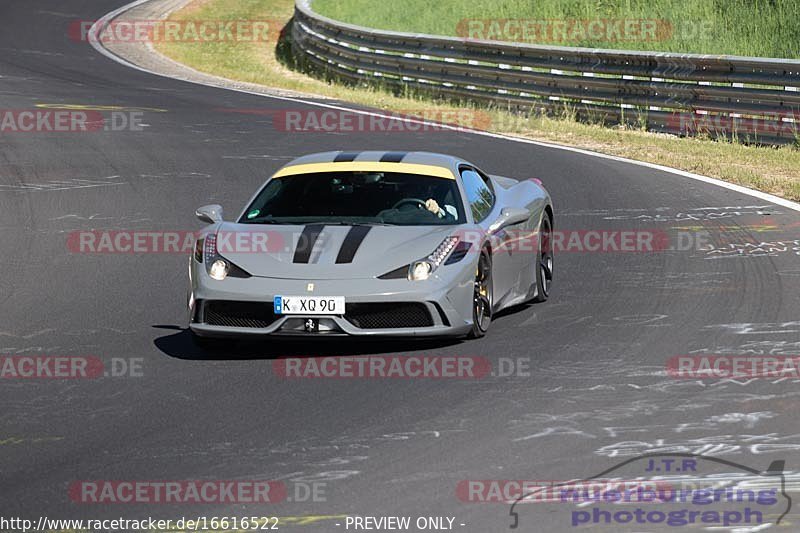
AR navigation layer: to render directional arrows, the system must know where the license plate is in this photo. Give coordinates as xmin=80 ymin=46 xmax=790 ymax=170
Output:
xmin=274 ymin=295 xmax=345 ymax=315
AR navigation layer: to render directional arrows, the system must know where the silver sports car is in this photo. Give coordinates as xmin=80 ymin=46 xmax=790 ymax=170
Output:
xmin=188 ymin=151 xmax=553 ymax=343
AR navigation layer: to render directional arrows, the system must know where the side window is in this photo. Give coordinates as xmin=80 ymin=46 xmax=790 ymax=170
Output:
xmin=460 ymin=167 xmax=495 ymax=222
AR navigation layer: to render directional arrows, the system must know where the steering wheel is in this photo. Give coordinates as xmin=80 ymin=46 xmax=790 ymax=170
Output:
xmin=391 ymin=198 xmax=427 ymax=211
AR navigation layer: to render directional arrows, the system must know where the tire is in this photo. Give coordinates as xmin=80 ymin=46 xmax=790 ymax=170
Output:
xmin=468 ymin=248 xmax=493 ymax=338
xmin=533 ymin=213 xmax=553 ymax=303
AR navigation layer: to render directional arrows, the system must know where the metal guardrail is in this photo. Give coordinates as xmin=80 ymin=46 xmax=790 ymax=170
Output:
xmin=291 ymin=0 xmax=800 ymax=145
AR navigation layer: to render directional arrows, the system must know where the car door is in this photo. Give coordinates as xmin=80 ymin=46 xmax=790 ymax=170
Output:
xmin=477 ymin=169 xmax=538 ymax=299
xmin=459 ymin=166 xmax=515 ymax=306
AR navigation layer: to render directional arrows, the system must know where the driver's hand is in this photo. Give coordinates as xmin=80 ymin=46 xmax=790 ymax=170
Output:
xmin=425 ymin=198 xmax=442 ymax=216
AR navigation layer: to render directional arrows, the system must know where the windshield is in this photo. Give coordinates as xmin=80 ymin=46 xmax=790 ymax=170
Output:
xmin=239 ymin=171 xmax=466 ymax=225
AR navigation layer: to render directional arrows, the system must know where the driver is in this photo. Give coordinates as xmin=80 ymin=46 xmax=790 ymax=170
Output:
xmin=423 ymin=182 xmax=457 ymax=220
xmin=425 ymin=198 xmax=456 ymax=220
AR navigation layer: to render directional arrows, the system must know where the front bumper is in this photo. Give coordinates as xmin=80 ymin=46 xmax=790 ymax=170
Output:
xmin=188 ymin=266 xmax=475 ymax=338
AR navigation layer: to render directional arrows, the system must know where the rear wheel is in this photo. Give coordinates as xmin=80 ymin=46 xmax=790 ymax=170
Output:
xmin=533 ymin=214 xmax=553 ymax=302
xmin=468 ymin=249 xmax=493 ymax=338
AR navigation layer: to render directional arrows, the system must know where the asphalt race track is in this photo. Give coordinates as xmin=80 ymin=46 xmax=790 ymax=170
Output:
xmin=2 ymin=1 xmax=800 ymax=531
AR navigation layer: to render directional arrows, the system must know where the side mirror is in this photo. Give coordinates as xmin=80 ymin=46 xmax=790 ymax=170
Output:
xmin=489 ymin=207 xmax=530 ymax=234
xmin=196 ymin=204 xmax=223 ymax=224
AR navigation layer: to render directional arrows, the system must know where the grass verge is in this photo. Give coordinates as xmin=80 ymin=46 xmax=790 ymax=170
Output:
xmin=154 ymin=0 xmax=800 ymax=201
xmin=314 ymin=0 xmax=800 ymax=58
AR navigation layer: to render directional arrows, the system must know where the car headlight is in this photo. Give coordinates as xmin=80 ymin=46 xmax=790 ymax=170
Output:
xmin=209 ymin=259 xmax=230 ymax=281
xmin=427 ymin=236 xmax=459 ymax=266
xmin=198 ymin=233 xmax=252 ymax=280
xmin=407 ymin=236 xmax=459 ymax=281
xmin=202 ymin=234 xmax=225 ymax=280
xmin=409 ymin=260 xmax=433 ymax=281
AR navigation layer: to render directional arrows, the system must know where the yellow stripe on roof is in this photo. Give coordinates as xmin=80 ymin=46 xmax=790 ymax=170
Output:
xmin=272 ymin=162 xmax=455 ymax=179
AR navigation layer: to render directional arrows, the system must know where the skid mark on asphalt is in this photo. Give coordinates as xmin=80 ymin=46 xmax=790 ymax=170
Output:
xmin=680 ymin=341 xmax=800 ymax=388
xmin=612 ymin=271 xmax=736 ymax=292
xmin=690 ymin=340 xmax=800 ymax=356
xmin=595 ymin=433 xmax=800 ymax=457
xmin=136 ymin=171 xmax=211 ymax=179
xmin=0 ymin=328 xmax=57 ymax=339
xmin=35 ymin=103 xmax=168 ymax=113
xmin=0 ymin=436 xmax=63 ymax=445
xmin=560 ymin=205 xmax=780 ymax=222
xmin=674 ymin=471 xmax=800 ymax=494
xmin=508 ymin=401 xmax=668 ymax=440
xmin=47 ymin=212 xmax=153 ymax=230
xmin=0 ymin=345 xmax=66 ymax=353
xmin=501 ymin=344 xmax=800 ymax=456
xmin=36 ymin=10 xmax=81 ymax=17
xmin=50 ymin=213 xmax=118 ymax=221
xmin=106 ymin=430 xmax=466 ymax=482
xmin=504 ymin=381 xmax=800 ymax=460
xmin=0 ymin=328 xmax=138 ymax=353
xmin=222 ymin=154 xmax=295 ymax=160
xmin=0 ymin=171 xmax=213 ymax=194
xmin=0 ymin=177 xmax=124 ymax=192
xmin=513 ymin=427 xmax=596 ymax=441
xmin=595 ymin=314 xmax=671 ymax=327
xmin=518 ymin=309 xmax=678 ymax=329
xmin=0 ymin=48 xmax=65 ymax=57
xmin=62 ymin=327 xmax=138 ymax=336
xmin=703 ymin=322 xmax=800 ymax=335
xmin=703 ymin=239 xmax=800 ymax=258
xmin=709 ymin=412 xmax=776 ymax=428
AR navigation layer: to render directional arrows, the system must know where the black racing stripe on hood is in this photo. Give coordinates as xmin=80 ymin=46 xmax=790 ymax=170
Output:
xmin=379 ymin=151 xmax=408 ymax=163
xmin=333 ymin=151 xmax=361 ymax=162
xmin=293 ymin=224 xmax=326 ymax=263
xmin=335 ymin=225 xmax=372 ymax=264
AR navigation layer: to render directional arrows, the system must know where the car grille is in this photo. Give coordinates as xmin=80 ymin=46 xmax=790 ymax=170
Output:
xmin=204 ymin=300 xmax=278 ymax=328
xmin=345 ymin=302 xmax=433 ymax=329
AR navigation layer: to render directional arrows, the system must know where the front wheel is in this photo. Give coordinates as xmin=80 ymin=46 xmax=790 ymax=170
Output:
xmin=468 ymin=249 xmax=493 ymax=338
xmin=533 ymin=214 xmax=553 ymax=303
